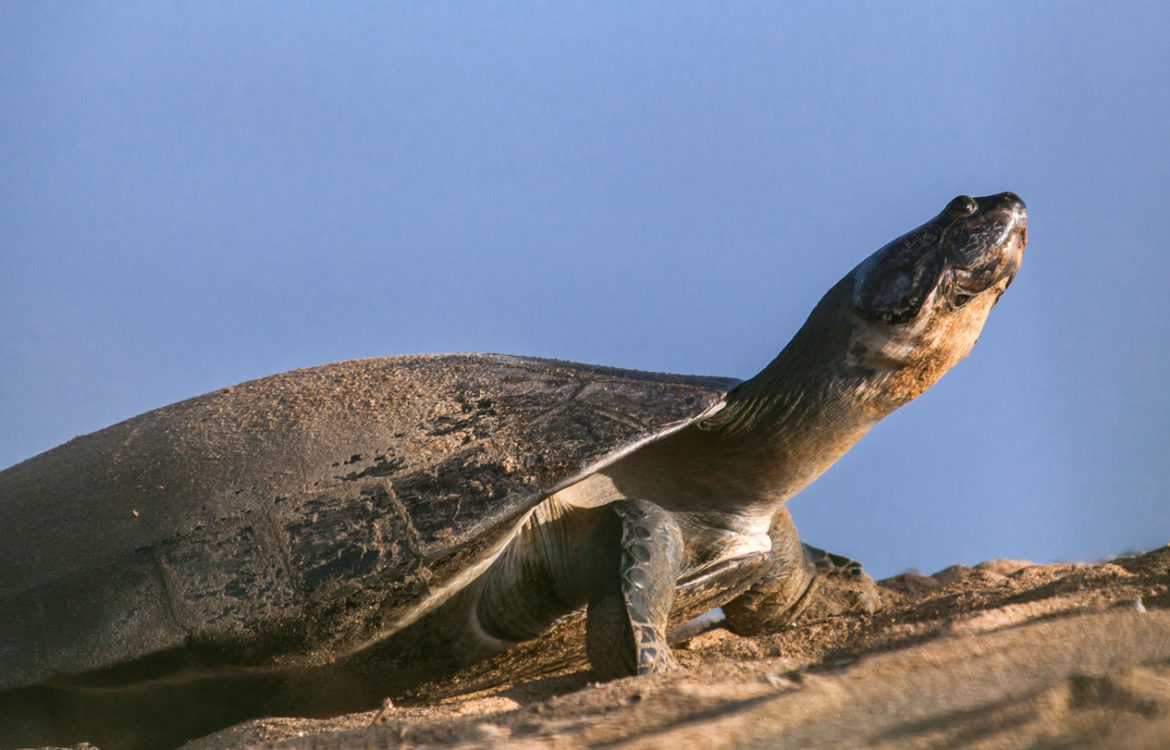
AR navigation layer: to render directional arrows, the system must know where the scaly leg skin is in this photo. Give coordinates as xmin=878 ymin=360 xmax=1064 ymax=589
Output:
xmin=722 ymin=507 xmax=879 ymax=636
xmin=586 ymin=498 xmax=684 ymax=679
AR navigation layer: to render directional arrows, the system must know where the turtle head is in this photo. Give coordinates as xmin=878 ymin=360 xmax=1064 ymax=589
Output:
xmin=852 ymin=192 xmax=1026 ymax=325
xmin=844 ymin=191 xmax=1027 ymax=405
xmin=687 ymin=192 xmax=1026 ymax=504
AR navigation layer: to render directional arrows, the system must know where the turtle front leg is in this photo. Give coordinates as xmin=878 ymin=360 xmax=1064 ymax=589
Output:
xmin=468 ymin=496 xmax=684 ymax=680
xmin=585 ymin=498 xmax=684 ymax=679
xmin=722 ymin=507 xmax=879 ymax=635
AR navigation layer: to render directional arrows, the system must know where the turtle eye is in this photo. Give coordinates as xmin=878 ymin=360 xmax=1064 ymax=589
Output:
xmin=945 ymin=195 xmax=978 ymax=217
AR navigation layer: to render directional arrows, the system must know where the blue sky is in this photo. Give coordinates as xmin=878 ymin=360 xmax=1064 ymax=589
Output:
xmin=2 ymin=3 xmax=1167 ymax=579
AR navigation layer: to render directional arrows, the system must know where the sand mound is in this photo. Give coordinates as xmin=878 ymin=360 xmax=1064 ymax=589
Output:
xmin=166 ymin=544 xmax=1170 ymax=749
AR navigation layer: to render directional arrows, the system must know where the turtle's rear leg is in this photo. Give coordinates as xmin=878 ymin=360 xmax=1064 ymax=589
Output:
xmin=722 ymin=507 xmax=879 ymax=636
xmin=585 ymin=499 xmax=683 ymax=679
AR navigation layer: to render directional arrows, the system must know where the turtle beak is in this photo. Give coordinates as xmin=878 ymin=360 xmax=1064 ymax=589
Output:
xmin=986 ymin=192 xmax=1026 ymax=287
xmin=996 ymin=192 xmax=1027 ymax=284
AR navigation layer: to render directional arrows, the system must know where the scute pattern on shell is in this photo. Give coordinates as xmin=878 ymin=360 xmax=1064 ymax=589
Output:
xmin=0 ymin=354 xmax=736 ymax=689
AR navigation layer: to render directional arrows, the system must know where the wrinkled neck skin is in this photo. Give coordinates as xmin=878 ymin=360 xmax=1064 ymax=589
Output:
xmin=591 ymin=266 xmax=1007 ymax=552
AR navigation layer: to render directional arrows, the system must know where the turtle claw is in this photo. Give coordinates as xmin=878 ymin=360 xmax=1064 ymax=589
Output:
xmin=798 ymin=543 xmax=880 ymax=620
xmin=636 ymin=644 xmax=678 ymax=675
xmin=804 ymin=543 xmax=865 ymax=576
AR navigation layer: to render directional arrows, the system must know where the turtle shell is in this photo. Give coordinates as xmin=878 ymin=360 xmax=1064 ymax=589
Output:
xmin=0 ymin=354 xmax=736 ymax=689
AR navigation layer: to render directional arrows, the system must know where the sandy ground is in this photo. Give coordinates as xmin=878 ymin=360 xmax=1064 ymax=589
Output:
xmin=157 ymin=544 xmax=1170 ymax=750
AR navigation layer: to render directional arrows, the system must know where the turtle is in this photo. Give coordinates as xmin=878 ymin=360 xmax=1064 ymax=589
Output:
xmin=0 ymin=192 xmax=1026 ymax=750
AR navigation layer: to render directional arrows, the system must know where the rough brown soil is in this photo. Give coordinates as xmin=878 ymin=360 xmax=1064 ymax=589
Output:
xmin=129 ymin=545 xmax=1170 ymax=748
